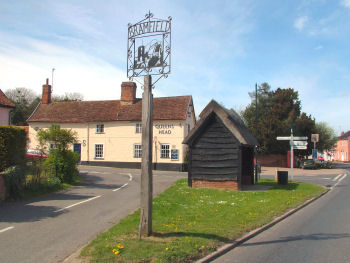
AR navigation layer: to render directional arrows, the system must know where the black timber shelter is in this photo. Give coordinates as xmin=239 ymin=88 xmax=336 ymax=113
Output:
xmin=183 ymin=100 xmax=258 ymax=190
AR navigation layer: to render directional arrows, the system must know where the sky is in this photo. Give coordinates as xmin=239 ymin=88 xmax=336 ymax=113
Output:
xmin=0 ymin=0 xmax=349 ymax=134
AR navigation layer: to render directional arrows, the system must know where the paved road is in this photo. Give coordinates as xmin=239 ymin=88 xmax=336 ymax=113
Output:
xmin=213 ymin=163 xmax=350 ymax=263
xmin=260 ymin=164 xmax=347 ymax=188
xmin=0 ymin=165 xmax=185 ymax=263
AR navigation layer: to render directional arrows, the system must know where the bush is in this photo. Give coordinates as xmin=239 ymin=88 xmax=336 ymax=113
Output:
xmin=0 ymin=126 xmax=27 ymax=172
xmin=2 ymin=165 xmax=26 ymax=199
xmin=44 ymin=150 xmax=79 ymax=183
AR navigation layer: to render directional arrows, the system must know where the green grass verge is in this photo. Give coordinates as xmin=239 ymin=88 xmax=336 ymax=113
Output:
xmin=81 ymin=179 xmax=325 ymax=263
xmin=21 ymin=175 xmax=83 ymax=200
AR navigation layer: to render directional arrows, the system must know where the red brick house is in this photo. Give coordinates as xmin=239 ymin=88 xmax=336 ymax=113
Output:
xmin=334 ymin=131 xmax=350 ymax=161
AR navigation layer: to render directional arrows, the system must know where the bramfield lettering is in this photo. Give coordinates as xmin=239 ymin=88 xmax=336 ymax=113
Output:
xmin=128 ymin=21 xmax=170 ymax=38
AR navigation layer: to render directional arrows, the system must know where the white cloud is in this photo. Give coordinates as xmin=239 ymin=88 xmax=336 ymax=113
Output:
xmin=0 ymin=32 xmax=127 ymax=101
xmin=294 ymin=16 xmax=309 ymax=31
xmin=314 ymin=45 xmax=323 ymax=50
xmin=341 ymin=0 xmax=350 ymax=8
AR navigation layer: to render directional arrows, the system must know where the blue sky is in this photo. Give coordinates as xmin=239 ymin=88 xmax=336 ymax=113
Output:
xmin=1 ymin=0 xmax=349 ymax=133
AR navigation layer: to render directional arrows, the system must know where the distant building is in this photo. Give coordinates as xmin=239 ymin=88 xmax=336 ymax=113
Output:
xmin=334 ymin=131 xmax=350 ymax=162
xmin=0 ymin=89 xmax=15 ymax=125
xmin=27 ymin=79 xmax=196 ymax=171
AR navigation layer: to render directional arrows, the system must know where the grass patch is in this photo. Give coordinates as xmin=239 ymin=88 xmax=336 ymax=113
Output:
xmin=81 ymin=179 xmax=325 ymax=263
xmin=21 ymin=175 xmax=82 ymax=200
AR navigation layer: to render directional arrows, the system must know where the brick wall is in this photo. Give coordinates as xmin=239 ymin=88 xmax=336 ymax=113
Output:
xmin=191 ymin=179 xmax=239 ymax=190
xmin=257 ymin=154 xmax=287 ymax=167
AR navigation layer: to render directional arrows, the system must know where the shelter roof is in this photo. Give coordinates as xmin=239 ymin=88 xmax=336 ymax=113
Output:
xmin=183 ymin=100 xmax=258 ymax=146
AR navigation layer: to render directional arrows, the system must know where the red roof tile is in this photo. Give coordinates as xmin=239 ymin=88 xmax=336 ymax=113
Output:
xmin=27 ymin=96 xmax=193 ymax=123
xmin=339 ymin=131 xmax=350 ymax=140
xmin=0 ymin=89 xmax=15 ymax=108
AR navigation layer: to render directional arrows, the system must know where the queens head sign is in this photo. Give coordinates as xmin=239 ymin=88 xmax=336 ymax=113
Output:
xmin=127 ymin=12 xmax=171 ymax=79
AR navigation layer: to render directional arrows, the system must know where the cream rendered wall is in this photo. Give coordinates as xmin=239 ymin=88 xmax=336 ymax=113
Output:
xmin=29 ymin=115 xmax=196 ymax=165
xmin=0 ymin=107 xmax=11 ymax=125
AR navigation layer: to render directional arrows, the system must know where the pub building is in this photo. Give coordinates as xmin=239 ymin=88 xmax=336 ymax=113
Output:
xmin=27 ymin=80 xmax=195 ymax=171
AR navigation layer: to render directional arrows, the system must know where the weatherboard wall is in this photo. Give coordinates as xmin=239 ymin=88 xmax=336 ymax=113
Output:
xmin=189 ymin=115 xmax=241 ymax=182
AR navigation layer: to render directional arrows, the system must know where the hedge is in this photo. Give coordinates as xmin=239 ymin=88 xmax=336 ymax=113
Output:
xmin=0 ymin=126 xmax=27 ymax=172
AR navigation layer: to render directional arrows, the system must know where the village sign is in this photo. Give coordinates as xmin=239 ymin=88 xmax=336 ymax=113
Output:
xmin=127 ymin=11 xmax=171 ymax=81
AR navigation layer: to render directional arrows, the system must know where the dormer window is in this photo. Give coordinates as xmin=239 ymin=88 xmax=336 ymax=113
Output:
xmin=96 ymin=124 xmax=104 ymax=134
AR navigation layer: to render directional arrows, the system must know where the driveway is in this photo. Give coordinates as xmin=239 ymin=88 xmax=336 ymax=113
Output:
xmin=0 ymin=165 xmax=186 ymax=263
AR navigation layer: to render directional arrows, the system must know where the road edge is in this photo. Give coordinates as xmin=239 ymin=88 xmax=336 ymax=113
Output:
xmin=196 ymin=187 xmax=330 ymax=263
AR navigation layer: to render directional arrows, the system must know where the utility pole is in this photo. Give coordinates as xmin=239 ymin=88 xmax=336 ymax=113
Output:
xmin=52 ymin=68 xmax=55 ymax=92
xmin=255 ymin=83 xmax=258 ymax=183
xmin=290 ymin=129 xmax=294 ymax=181
xmin=139 ymin=75 xmax=153 ymax=237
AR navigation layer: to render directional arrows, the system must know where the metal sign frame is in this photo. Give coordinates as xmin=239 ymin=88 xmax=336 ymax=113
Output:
xmin=127 ymin=11 xmax=171 ymax=82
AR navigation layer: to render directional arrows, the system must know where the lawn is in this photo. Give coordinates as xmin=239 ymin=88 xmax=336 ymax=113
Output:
xmin=81 ymin=179 xmax=325 ymax=263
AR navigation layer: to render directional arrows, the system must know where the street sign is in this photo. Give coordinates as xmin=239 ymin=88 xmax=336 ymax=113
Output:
xmin=276 ymin=136 xmax=290 ymax=140
xmin=311 ymin=134 xmax=319 ymax=142
xmin=276 ymin=136 xmax=308 ymax=141
xmin=293 ymin=145 xmax=307 ymax=150
xmin=293 ymin=141 xmax=308 ymax=146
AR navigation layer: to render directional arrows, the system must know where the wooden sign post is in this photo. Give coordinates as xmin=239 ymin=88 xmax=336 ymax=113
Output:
xmin=128 ymin=12 xmax=171 ymax=239
xmin=139 ymin=75 xmax=153 ymax=237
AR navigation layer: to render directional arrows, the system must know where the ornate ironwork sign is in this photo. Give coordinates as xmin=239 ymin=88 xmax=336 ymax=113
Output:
xmin=127 ymin=12 xmax=171 ymax=79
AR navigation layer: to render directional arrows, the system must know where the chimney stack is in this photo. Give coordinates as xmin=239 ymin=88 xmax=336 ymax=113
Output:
xmin=121 ymin=82 xmax=137 ymax=105
xmin=42 ymin=78 xmax=52 ymax=104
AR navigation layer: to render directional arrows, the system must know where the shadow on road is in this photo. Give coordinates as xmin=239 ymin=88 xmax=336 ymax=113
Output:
xmin=152 ymin=231 xmax=231 ymax=243
xmin=241 ymin=233 xmax=350 ymax=247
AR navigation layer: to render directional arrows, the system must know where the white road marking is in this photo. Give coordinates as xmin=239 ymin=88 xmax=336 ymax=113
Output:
xmin=333 ymin=174 xmax=343 ymax=181
xmin=113 ymin=173 xmax=133 ymax=191
xmin=0 ymin=226 xmax=14 ymax=233
xmin=331 ymin=174 xmax=347 ymax=189
xmin=54 ymin=195 xmax=101 ymax=213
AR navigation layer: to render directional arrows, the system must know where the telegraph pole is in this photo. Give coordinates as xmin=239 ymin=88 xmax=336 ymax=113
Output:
xmin=255 ymin=83 xmax=258 ymax=183
xmin=139 ymin=75 xmax=153 ymax=237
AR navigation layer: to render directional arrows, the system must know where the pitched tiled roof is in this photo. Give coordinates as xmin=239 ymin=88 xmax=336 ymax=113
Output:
xmin=27 ymin=96 xmax=193 ymax=123
xmin=183 ymin=100 xmax=258 ymax=146
xmin=0 ymin=89 xmax=15 ymax=108
xmin=339 ymin=131 xmax=350 ymax=140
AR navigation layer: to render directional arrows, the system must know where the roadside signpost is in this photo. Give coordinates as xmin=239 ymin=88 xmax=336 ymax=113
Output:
xmin=277 ymin=130 xmax=308 ymax=181
xmin=311 ymin=134 xmax=319 ymax=160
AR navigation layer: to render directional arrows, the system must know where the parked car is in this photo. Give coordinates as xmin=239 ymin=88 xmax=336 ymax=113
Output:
xmin=301 ymin=159 xmax=316 ymax=169
xmin=26 ymin=149 xmax=49 ymax=160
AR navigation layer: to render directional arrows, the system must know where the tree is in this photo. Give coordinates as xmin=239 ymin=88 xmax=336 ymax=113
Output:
xmin=37 ymin=124 xmax=78 ymax=152
xmin=242 ymin=84 xmax=301 ymax=154
xmin=294 ymin=112 xmax=316 ymax=156
xmin=52 ymin=92 xmax=83 ymax=102
xmin=314 ymin=122 xmax=337 ymax=152
xmin=37 ymin=125 xmax=79 ymax=183
xmin=5 ymin=87 xmax=40 ymax=125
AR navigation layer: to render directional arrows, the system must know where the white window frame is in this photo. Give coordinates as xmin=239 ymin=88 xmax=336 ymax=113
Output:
xmin=94 ymin=144 xmax=104 ymax=159
xmin=135 ymin=123 xmax=142 ymax=133
xmin=134 ymin=144 xmax=142 ymax=158
xmin=96 ymin=124 xmax=104 ymax=134
xmin=160 ymin=144 xmax=170 ymax=159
